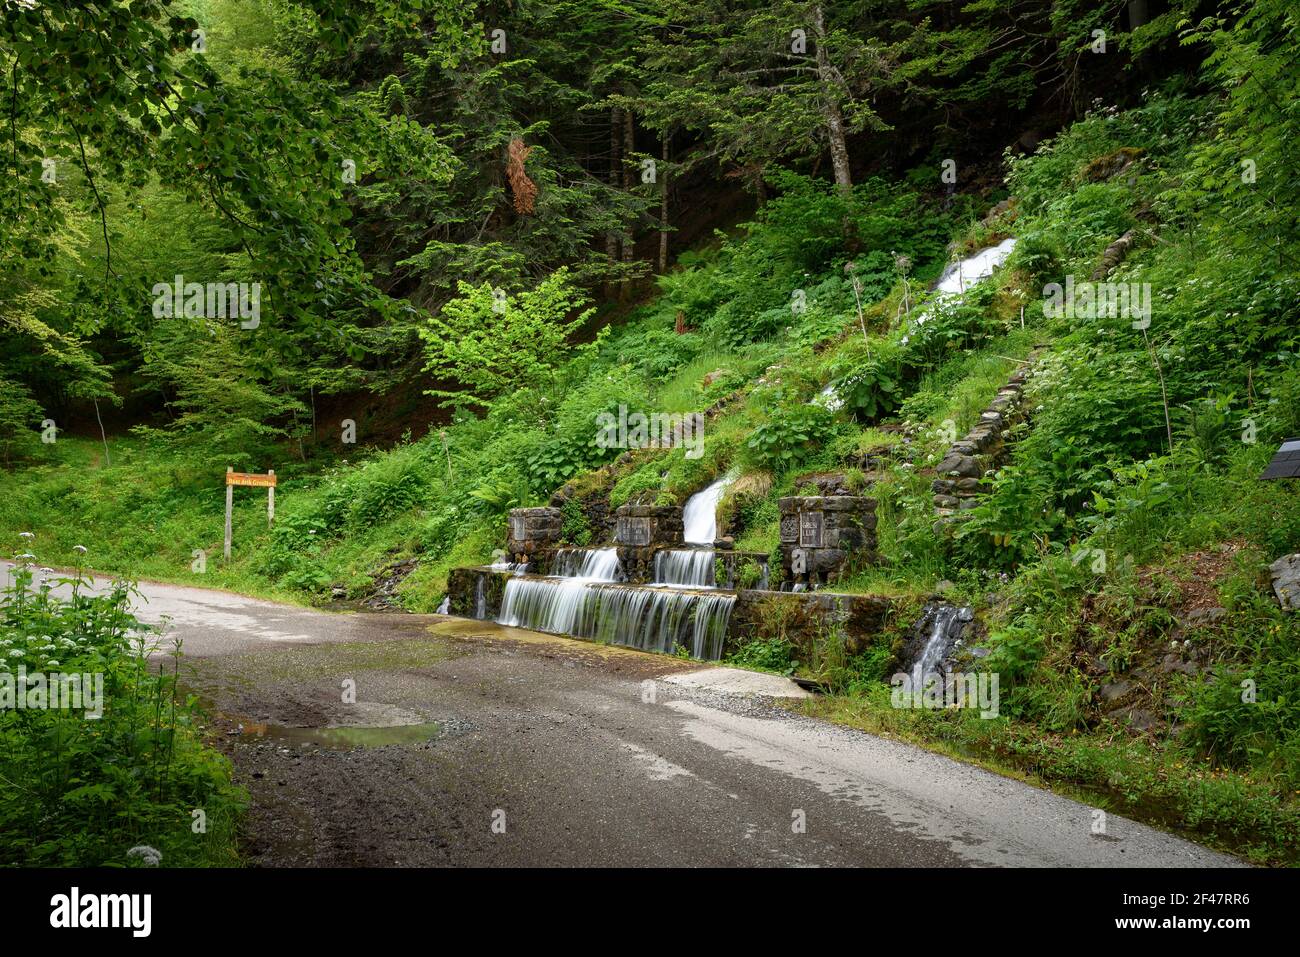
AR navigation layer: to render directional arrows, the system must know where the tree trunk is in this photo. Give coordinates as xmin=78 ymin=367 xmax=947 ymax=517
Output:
xmin=1127 ymin=0 xmax=1149 ymax=30
xmin=658 ymin=131 xmax=669 ymax=273
xmin=1127 ymin=0 xmax=1152 ymax=77
xmin=812 ymin=5 xmax=852 ymax=195
xmin=605 ymin=106 xmax=622 ymax=298
xmin=620 ymin=109 xmax=635 ymax=300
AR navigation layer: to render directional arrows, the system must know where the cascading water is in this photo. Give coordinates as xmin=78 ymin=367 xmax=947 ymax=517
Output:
xmin=551 ymin=547 xmax=623 ymax=580
xmin=931 ymin=238 xmax=1017 ymax=296
xmin=582 ymin=585 xmax=734 ymax=660
xmin=906 ymin=603 xmax=973 ymax=685
xmin=652 ymin=549 xmax=716 ymax=588
xmin=683 ymin=473 xmax=736 ymax=544
xmin=497 ymin=547 xmax=622 ymax=635
xmin=497 ymin=541 xmax=735 ymax=659
xmin=490 ymin=559 xmax=530 ymax=576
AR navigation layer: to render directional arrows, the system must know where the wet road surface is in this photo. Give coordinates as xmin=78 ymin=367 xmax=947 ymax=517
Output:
xmin=53 ymin=575 xmax=1244 ymax=867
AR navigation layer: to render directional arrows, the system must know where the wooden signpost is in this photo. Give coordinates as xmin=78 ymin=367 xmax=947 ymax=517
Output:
xmin=225 ymin=467 xmax=276 ymax=558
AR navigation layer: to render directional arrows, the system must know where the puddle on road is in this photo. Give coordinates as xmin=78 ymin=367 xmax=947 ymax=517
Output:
xmin=239 ymin=721 xmax=442 ymax=749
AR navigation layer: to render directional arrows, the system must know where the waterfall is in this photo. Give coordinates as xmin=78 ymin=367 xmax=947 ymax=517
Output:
xmin=583 ymin=586 xmax=735 ymax=660
xmin=493 ymin=537 xmax=737 ymax=659
xmin=683 ymin=473 xmax=736 ymax=544
xmin=932 ymin=238 xmax=1017 ymax=296
xmin=490 ymin=559 xmax=530 ymax=576
xmin=498 ymin=576 xmax=595 ymax=635
xmin=497 ymin=547 xmax=621 ymax=634
xmin=436 ymin=596 xmax=450 ymax=614
xmin=474 ymin=575 xmax=486 ymax=619
xmin=907 ymin=603 xmax=973 ymax=685
xmin=499 ymin=579 xmax=734 ymax=660
xmin=497 ymin=548 xmax=736 ymax=660
xmin=551 ymin=547 xmax=622 ymax=581
xmin=653 ymin=549 xmax=716 ymax=587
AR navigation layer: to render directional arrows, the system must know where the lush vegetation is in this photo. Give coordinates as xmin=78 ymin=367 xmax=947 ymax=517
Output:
xmin=3 ymin=0 xmax=1299 ymax=864
xmin=0 ymin=554 xmax=245 ymax=866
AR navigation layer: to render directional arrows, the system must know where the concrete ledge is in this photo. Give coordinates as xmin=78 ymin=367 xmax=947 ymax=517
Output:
xmin=660 ymin=667 xmax=811 ymax=699
xmin=448 ymin=567 xmax=894 ymax=660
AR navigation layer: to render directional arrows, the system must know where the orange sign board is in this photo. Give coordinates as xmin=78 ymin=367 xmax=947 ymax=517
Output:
xmin=226 ymin=471 xmax=277 ymax=488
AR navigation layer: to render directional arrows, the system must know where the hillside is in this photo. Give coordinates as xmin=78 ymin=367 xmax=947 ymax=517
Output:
xmin=2 ymin=0 xmax=1299 ymax=868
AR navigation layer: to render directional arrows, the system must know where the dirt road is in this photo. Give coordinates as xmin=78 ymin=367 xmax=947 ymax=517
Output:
xmin=71 ymin=576 xmax=1243 ymax=867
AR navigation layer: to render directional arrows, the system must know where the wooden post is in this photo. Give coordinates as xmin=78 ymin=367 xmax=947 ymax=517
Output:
xmin=224 ymin=466 xmax=233 ymax=558
xmin=224 ymin=468 xmax=277 ymax=555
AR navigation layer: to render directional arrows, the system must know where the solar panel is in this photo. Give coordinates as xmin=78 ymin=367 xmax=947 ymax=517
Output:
xmin=1261 ymin=437 xmax=1300 ymax=480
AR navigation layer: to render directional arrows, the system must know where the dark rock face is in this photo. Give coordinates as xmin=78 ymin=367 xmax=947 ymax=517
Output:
xmin=447 ymin=566 xmax=510 ymax=619
xmin=1269 ymin=553 xmax=1300 ymax=611
xmin=936 ymin=453 xmax=981 ymax=478
xmin=898 ymin=602 xmax=975 ymax=676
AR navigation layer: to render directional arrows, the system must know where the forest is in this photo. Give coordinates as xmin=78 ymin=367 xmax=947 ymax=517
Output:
xmin=2 ymin=0 xmax=1299 ymax=868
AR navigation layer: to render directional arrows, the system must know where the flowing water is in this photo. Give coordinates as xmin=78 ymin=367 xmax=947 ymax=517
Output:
xmin=683 ymin=473 xmax=736 ymax=544
xmin=474 ymin=574 xmax=486 ymax=619
xmin=653 ymin=549 xmax=716 ymax=587
xmin=496 ymin=543 xmax=735 ymax=659
xmin=908 ymin=603 xmax=973 ymax=685
xmin=496 ymin=547 xmax=622 ymax=635
xmin=551 ymin=547 xmax=622 ymax=580
xmin=931 ymin=238 xmax=1017 ymax=296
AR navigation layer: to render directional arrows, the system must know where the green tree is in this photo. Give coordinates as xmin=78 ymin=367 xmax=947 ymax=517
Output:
xmin=419 ymin=267 xmax=597 ymax=409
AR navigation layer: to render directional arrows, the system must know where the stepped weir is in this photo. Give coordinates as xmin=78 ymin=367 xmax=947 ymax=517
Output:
xmin=446 ymin=478 xmax=888 ymax=661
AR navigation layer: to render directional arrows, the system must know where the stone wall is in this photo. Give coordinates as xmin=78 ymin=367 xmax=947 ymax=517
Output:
xmin=726 ymin=589 xmax=892 ymax=657
xmin=932 ymin=362 xmax=1035 ymax=518
xmin=777 ymin=495 xmax=878 ymax=587
xmin=447 ymin=565 xmax=893 ymax=660
xmin=614 ymin=504 xmax=684 ymax=580
xmin=506 ymin=506 xmax=563 ymax=560
xmin=614 ymin=504 xmax=684 ymax=547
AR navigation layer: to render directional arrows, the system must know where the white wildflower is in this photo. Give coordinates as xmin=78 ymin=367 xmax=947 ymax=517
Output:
xmin=126 ymin=845 xmax=163 ymax=867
